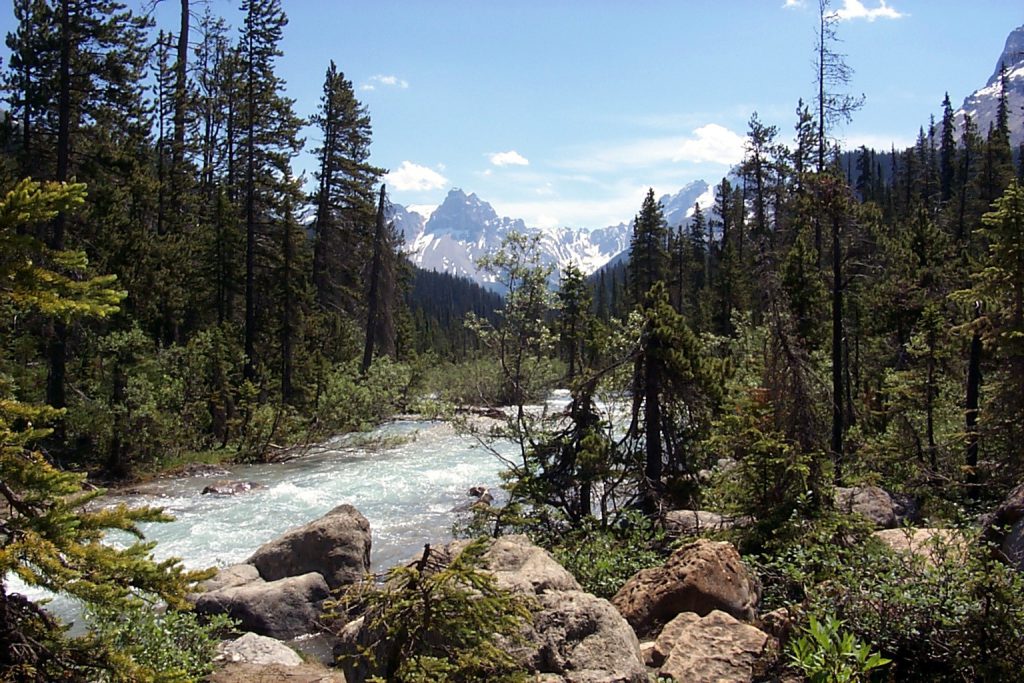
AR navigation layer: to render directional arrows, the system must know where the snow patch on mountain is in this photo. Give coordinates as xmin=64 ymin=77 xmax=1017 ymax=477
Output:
xmin=955 ymin=24 xmax=1024 ymax=148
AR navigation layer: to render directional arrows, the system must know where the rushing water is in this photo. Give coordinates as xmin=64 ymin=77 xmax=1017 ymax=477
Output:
xmin=113 ymin=419 xmax=514 ymax=571
xmin=11 ymin=416 xmax=524 ymax=627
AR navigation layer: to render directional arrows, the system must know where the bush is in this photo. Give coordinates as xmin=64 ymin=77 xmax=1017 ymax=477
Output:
xmin=787 ymin=614 xmax=891 ymax=683
xmin=331 ymin=538 xmax=532 ymax=683
xmin=314 ymin=357 xmax=413 ymax=434
xmin=757 ymin=516 xmax=1024 ymax=682
xmin=87 ymin=604 xmax=234 ymax=682
xmin=548 ymin=511 xmax=666 ymax=599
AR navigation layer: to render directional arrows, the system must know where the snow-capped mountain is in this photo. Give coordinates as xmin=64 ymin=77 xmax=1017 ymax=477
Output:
xmin=394 ymin=182 xmax=711 ymax=290
xmin=955 ymin=24 xmax=1024 ymax=147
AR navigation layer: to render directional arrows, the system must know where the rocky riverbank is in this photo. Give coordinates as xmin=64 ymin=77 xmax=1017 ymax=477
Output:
xmin=194 ymin=499 xmax=777 ymax=682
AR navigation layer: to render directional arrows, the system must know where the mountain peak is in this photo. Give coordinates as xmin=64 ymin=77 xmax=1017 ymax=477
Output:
xmin=956 ymin=24 xmax=1024 ymax=148
xmin=987 ymin=25 xmax=1024 ymax=86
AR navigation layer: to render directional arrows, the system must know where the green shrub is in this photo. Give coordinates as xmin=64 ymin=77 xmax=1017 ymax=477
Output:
xmin=788 ymin=615 xmax=891 ymax=683
xmin=331 ymin=538 xmax=533 ymax=683
xmin=548 ymin=511 xmax=666 ymax=599
xmin=758 ymin=517 xmax=1024 ymax=682
xmin=88 ymin=604 xmax=234 ymax=682
xmin=314 ymin=357 xmax=412 ymax=434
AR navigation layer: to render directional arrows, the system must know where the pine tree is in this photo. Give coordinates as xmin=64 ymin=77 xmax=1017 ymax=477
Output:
xmin=363 ymin=185 xmax=403 ymax=373
xmin=557 ymin=262 xmax=590 ymax=382
xmin=237 ymin=0 xmax=303 ymax=382
xmin=939 ymin=93 xmax=956 ymax=204
xmin=628 ymin=188 xmax=668 ymax=307
xmin=311 ymin=61 xmax=384 ymax=325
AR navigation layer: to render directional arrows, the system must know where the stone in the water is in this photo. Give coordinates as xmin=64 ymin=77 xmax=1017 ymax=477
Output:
xmin=194 ymin=572 xmax=330 ymax=640
xmin=247 ymin=503 xmax=371 ymax=590
xmin=201 ymin=480 xmax=266 ymax=495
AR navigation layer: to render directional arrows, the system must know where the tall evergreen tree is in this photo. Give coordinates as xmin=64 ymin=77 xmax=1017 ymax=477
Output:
xmin=237 ymin=0 xmax=303 ymax=382
xmin=311 ymin=61 xmax=384 ymax=325
xmin=628 ymin=188 xmax=669 ymax=307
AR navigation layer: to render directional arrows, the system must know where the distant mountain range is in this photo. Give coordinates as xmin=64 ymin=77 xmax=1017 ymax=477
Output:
xmin=392 ymin=182 xmax=710 ymax=290
xmin=955 ymin=24 xmax=1024 ymax=147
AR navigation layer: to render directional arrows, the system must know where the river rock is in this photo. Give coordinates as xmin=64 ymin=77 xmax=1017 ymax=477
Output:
xmin=336 ymin=535 xmax=643 ymax=683
xmin=247 ymin=503 xmax=371 ymax=589
xmin=473 ymin=534 xmax=582 ymax=595
xmin=873 ymin=528 xmax=967 ymax=566
xmin=207 ymin=662 xmax=346 ymax=683
xmin=655 ymin=610 xmax=770 ymax=683
xmin=198 ymin=564 xmax=262 ymax=593
xmin=175 ymin=462 xmax=231 ymax=478
xmin=217 ymin=632 xmax=303 ymax=666
xmin=611 ymin=539 xmax=760 ymax=637
xmin=194 ymin=572 xmax=330 ymax=640
xmin=201 ymin=480 xmax=266 ymax=495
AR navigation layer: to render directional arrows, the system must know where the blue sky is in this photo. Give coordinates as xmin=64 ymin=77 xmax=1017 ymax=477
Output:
xmin=2 ymin=1 xmax=1023 ymax=228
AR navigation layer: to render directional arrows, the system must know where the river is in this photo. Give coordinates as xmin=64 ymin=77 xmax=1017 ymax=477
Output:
xmin=11 ymin=414 xmax=529 ymax=628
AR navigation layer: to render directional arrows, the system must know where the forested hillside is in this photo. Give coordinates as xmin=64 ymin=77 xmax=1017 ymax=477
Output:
xmin=2 ymin=0 xmax=1024 ymax=680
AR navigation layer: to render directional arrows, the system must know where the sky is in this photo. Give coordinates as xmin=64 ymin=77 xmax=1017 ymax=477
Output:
xmin=2 ymin=1 xmax=1023 ymax=229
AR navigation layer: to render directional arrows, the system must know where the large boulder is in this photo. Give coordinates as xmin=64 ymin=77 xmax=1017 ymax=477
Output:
xmin=247 ymin=503 xmax=371 ymax=590
xmin=654 ymin=610 xmax=770 ymax=683
xmin=834 ymin=485 xmax=907 ymax=529
xmin=873 ymin=528 xmax=967 ymax=566
xmin=983 ymin=482 xmax=1024 ymax=570
xmin=611 ymin=539 xmax=760 ymax=637
xmin=473 ymin=534 xmax=582 ymax=595
xmin=194 ymin=572 xmax=330 ymax=640
xmin=524 ymin=590 xmax=647 ymax=683
xmin=197 ymin=563 xmax=262 ymax=593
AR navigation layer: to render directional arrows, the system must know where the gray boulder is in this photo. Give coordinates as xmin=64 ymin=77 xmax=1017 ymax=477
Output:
xmin=247 ymin=503 xmax=371 ymax=590
xmin=201 ymin=480 xmax=266 ymax=495
xmin=834 ymin=485 xmax=914 ymax=529
xmin=611 ymin=539 xmax=760 ymax=637
xmin=524 ymin=589 xmax=647 ymax=683
xmin=194 ymin=572 xmax=330 ymax=640
xmin=336 ymin=535 xmax=644 ymax=683
xmin=663 ymin=509 xmax=751 ymax=536
xmin=198 ymin=563 xmax=261 ymax=593
xmin=217 ymin=632 xmax=303 ymax=667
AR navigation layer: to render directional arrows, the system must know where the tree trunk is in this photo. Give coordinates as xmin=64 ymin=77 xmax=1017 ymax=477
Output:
xmin=362 ymin=185 xmax=387 ymax=374
xmin=965 ymin=301 xmax=982 ymax=500
xmin=831 ymin=209 xmax=844 ymax=483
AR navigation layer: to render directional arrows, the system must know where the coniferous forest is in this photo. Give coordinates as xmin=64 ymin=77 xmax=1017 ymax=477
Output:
xmin=2 ymin=1 xmax=1024 ymax=681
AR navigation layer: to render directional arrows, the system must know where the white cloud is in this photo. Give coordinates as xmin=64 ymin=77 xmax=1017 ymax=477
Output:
xmin=386 ymin=161 xmax=448 ymax=192
xmin=558 ymin=124 xmax=746 ymax=173
xmin=673 ymin=124 xmax=747 ymax=164
xmin=361 ymin=74 xmax=410 ymax=91
xmin=407 ymin=204 xmax=437 ymax=220
xmin=782 ymin=0 xmax=805 ymax=8
xmin=829 ymin=0 xmax=904 ymax=22
xmin=489 ymin=150 xmax=530 ymax=167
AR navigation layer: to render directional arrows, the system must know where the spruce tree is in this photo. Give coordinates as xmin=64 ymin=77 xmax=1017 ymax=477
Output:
xmin=628 ymin=188 xmax=668 ymax=307
xmin=311 ymin=61 xmax=384 ymax=324
xmin=237 ymin=0 xmax=303 ymax=382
